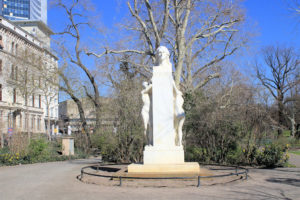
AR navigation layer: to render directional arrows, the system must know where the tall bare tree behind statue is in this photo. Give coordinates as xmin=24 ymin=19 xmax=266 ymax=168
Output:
xmin=88 ymin=0 xmax=247 ymax=93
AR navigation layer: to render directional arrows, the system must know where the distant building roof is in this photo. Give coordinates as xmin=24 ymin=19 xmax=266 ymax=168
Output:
xmin=13 ymin=20 xmax=54 ymax=35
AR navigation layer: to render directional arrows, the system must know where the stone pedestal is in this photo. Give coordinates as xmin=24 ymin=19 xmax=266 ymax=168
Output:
xmin=128 ymin=162 xmax=200 ymax=174
xmin=62 ymin=136 xmax=74 ymax=156
xmin=143 ymin=145 xmax=184 ymax=164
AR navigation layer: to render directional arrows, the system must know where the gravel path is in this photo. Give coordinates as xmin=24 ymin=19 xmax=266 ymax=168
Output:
xmin=0 ymin=159 xmax=299 ymax=200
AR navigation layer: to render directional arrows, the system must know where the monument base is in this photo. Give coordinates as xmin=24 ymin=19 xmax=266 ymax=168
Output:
xmin=143 ymin=145 xmax=184 ymax=164
xmin=128 ymin=162 xmax=200 ymax=175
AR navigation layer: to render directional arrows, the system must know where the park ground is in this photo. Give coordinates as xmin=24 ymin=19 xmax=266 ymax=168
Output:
xmin=0 ymin=156 xmax=300 ymax=200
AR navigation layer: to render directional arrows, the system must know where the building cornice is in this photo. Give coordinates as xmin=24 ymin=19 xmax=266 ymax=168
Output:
xmin=13 ymin=20 xmax=54 ymax=35
xmin=0 ymin=16 xmax=58 ymax=60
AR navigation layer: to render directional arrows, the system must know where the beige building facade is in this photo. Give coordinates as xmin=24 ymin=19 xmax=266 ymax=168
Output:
xmin=0 ymin=16 xmax=58 ymax=138
xmin=59 ymin=97 xmax=115 ymax=134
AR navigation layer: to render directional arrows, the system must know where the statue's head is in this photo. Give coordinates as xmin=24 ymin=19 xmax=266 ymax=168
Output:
xmin=155 ymin=46 xmax=170 ymax=65
xmin=142 ymin=81 xmax=148 ymax=88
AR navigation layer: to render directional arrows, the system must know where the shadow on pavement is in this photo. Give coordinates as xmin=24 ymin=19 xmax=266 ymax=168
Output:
xmin=272 ymin=168 xmax=300 ymax=174
xmin=231 ymin=188 xmax=293 ymax=200
xmin=67 ymin=158 xmax=102 ymax=165
xmin=266 ymin=178 xmax=300 ymax=187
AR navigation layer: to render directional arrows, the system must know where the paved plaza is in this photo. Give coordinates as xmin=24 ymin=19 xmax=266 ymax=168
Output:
xmin=0 ymin=159 xmax=299 ymax=200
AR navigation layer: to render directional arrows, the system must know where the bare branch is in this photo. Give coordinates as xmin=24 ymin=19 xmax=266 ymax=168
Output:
xmin=194 ymin=73 xmax=220 ymax=91
xmin=144 ymin=0 xmax=161 ymax=48
xmin=127 ymin=1 xmax=155 ymax=58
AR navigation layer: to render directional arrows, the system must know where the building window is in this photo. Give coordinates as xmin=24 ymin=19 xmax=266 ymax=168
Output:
xmin=38 ymin=77 xmax=41 ymax=87
xmin=25 ymin=114 xmax=28 ymax=129
xmin=13 ymin=115 xmax=16 ymax=128
xmin=32 ymin=74 xmax=35 ymax=86
xmin=11 ymin=65 xmax=14 ymax=79
xmin=11 ymin=42 xmax=14 ymax=54
xmin=15 ymin=66 xmax=18 ymax=81
xmin=0 ymin=35 xmax=3 ymax=50
xmin=25 ymin=93 xmax=27 ymax=106
xmin=32 ymin=94 xmax=35 ymax=107
xmin=55 ymin=108 xmax=58 ymax=118
xmin=15 ymin=44 xmax=18 ymax=55
xmin=13 ymin=88 xmax=16 ymax=103
xmin=37 ymin=117 xmax=41 ymax=131
xmin=0 ymin=60 xmax=2 ymax=75
xmin=0 ymin=84 xmax=2 ymax=101
xmin=19 ymin=114 xmax=22 ymax=128
xmin=39 ymin=95 xmax=41 ymax=108
xmin=31 ymin=116 xmax=34 ymax=130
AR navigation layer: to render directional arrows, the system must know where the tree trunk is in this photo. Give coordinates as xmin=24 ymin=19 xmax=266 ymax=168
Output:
xmin=1 ymin=131 xmax=3 ymax=148
xmin=94 ymin=95 xmax=102 ymax=135
xmin=72 ymin=97 xmax=91 ymax=149
xmin=296 ymin=124 xmax=300 ymax=139
xmin=47 ymin=105 xmax=51 ymax=141
xmin=291 ymin=118 xmax=296 ymax=138
xmin=277 ymin=93 xmax=284 ymax=137
xmin=26 ymin=108 xmax=30 ymax=141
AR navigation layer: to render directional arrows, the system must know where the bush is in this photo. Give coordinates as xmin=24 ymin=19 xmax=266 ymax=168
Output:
xmin=27 ymin=138 xmax=51 ymax=162
xmin=242 ymin=145 xmax=257 ymax=165
xmin=256 ymin=143 xmax=287 ymax=168
xmin=91 ymin=132 xmax=117 ymax=161
xmin=9 ymin=131 xmax=29 ymax=155
xmin=185 ymin=143 xmax=245 ymax=165
xmin=0 ymin=136 xmax=89 ymax=166
xmin=0 ymin=147 xmax=21 ymax=165
xmin=185 ymin=146 xmax=209 ymax=163
xmin=0 ymin=152 xmax=23 ymax=165
xmin=225 ymin=145 xmax=244 ymax=164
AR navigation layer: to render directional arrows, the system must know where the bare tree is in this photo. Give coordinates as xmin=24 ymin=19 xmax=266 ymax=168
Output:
xmin=106 ymin=59 xmax=144 ymax=162
xmin=10 ymin=49 xmax=42 ymax=139
xmin=256 ymin=45 xmax=300 ymax=137
xmin=52 ymin=0 xmax=103 ymax=136
xmin=88 ymin=0 xmax=246 ymax=93
xmin=0 ymin=114 xmax=4 ymax=148
xmin=38 ymin=64 xmax=59 ymax=140
xmin=285 ymin=68 xmax=300 ymax=138
xmin=57 ymin=62 xmax=92 ymax=149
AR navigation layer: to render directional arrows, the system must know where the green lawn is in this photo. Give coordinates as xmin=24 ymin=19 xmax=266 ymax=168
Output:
xmin=289 ymin=150 xmax=300 ymax=156
xmin=283 ymin=130 xmax=291 ymax=137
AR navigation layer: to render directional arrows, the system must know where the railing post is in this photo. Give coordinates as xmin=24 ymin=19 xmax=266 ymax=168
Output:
xmin=119 ymin=177 xmax=122 ymax=186
xmin=81 ymin=169 xmax=83 ymax=179
xmin=197 ymin=176 xmax=200 ymax=187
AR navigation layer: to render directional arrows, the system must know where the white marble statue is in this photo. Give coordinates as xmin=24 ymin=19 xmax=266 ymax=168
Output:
xmin=141 ymin=46 xmax=185 ymax=148
xmin=67 ymin=125 xmax=72 ymax=135
xmin=141 ymin=81 xmax=152 ymax=145
xmin=173 ymin=82 xmax=185 ymax=146
xmin=155 ymin=46 xmax=172 ymax=72
xmin=128 ymin=46 xmax=200 ymax=169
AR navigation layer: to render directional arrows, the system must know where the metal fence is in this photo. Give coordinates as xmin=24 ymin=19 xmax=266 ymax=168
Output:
xmin=80 ymin=163 xmax=248 ymax=187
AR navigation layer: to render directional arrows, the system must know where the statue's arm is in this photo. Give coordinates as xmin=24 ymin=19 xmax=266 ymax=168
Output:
xmin=144 ymin=84 xmax=152 ymax=93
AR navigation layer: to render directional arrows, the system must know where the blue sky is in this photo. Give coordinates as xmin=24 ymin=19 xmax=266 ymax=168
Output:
xmin=48 ymin=0 xmax=300 ymax=99
xmin=48 ymin=0 xmax=300 ymax=49
xmin=244 ymin=0 xmax=300 ymax=48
